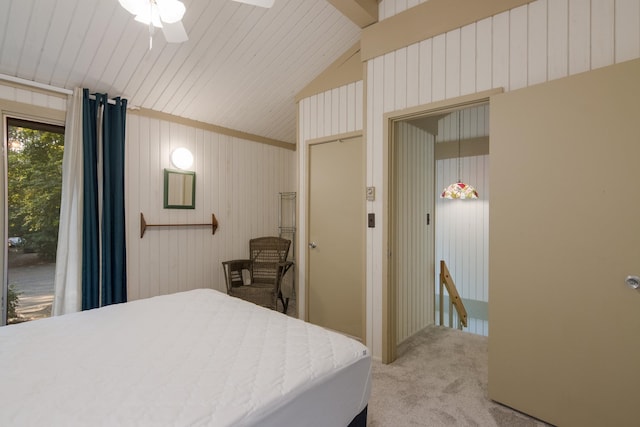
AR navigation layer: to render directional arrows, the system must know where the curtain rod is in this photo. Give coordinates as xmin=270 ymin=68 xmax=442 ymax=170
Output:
xmin=0 ymin=73 xmax=131 ymax=107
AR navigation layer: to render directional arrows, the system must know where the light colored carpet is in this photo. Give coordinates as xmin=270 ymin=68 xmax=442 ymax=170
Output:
xmin=367 ymin=325 xmax=553 ymax=427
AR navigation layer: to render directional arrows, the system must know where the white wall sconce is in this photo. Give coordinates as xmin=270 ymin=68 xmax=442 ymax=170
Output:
xmin=170 ymin=147 xmax=193 ymax=170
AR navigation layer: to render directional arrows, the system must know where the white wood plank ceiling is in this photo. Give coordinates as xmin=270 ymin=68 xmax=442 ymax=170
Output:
xmin=0 ymin=0 xmax=361 ymax=144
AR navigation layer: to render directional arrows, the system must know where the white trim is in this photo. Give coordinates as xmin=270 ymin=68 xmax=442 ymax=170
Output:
xmin=0 ymin=74 xmax=127 ymax=107
xmin=0 ymin=73 xmax=72 ymax=95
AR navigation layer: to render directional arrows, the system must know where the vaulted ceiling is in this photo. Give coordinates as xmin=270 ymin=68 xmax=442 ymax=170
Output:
xmin=0 ymin=0 xmax=364 ymax=144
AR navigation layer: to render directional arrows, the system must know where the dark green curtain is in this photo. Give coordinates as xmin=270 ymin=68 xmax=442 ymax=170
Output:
xmin=82 ymin=89 xmax=99 ymax=310
xmin=81 ymin=89 xmax=127 ymax=310
xmin=101 ymin=94 xmax=127 ymax=306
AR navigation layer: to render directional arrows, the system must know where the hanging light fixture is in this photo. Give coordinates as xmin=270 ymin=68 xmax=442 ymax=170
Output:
xmin=118 ymin=0 xmax=188 ymax=49
xmin=119 ymin=0 xmax=185 ymax=24
xmin=440 ymin=110 xmax=479 ymax=200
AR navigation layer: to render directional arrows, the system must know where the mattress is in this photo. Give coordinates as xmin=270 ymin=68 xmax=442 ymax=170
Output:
xmin=0 ymin=288 xmax=371 ymax=426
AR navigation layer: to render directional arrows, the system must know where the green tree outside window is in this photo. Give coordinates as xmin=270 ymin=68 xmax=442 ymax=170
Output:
xmin=7 ymin=126 xmax=64 ymax=261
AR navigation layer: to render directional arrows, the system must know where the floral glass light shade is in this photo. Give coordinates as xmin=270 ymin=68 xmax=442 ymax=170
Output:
xmin=441 ymin=110 xmax=479 ymax=200
xmin=440 ymin=181 xmax=479 ymax=199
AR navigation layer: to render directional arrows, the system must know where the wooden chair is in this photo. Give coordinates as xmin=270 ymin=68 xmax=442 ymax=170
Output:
xmin=222 ymin=237 xmax=293 ymax=313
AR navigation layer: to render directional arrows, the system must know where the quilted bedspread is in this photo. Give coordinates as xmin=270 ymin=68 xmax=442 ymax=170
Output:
xmin=0 ymin=288 xmax=371 ymax=426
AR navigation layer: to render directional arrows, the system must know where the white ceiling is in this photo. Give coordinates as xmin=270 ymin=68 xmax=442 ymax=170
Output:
xmin=0 ymin=0 xmax=362 ymax=144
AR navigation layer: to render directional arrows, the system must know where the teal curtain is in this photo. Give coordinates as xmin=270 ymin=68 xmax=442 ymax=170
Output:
xmin=81 ymin=89 xmax=127 ymax=310
xmin=82 ymin=89 xmax=99 ymax=310
xmin=101 ymin=94 xmax=127 ymax=306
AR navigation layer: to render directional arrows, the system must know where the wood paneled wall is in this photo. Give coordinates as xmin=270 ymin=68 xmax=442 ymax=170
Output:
xmin=393 ymin=122 xmax=434 ymax=344
xmin=0 ymin=84 xmax=296 ymax=303
xmin=297 ymin=80 xmax=364 ymax=321
xmin=0 ymin=84 xmax=66 ymax=111
xmin=297 ymin=89 xmax=489 ymax=344
xmin=126 ymin=113 xmax=296 ymax=300
xmin=366 ymin=0 xmax=640 ymax=358
xmin=379 ymin=0 xmax=428 ymax=21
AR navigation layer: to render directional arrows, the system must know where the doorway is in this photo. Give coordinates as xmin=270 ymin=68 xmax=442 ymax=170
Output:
xmin=3 ymin=117 xmax=64 ymax=325
xmin=430 ymin=105 xmax=490 ymax=336
xmin=307 ymin=135 xmax=365 ymax=341
xmin=383 ymin=90 xmax=498 ymax=363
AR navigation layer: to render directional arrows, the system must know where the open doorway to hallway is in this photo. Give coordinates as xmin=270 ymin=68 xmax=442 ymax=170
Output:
xmin=391 ymin=102 xmax=489 ymax=351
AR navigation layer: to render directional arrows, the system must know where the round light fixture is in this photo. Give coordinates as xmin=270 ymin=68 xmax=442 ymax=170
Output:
xmin=171 ymin=147 xmax=193 ymax=170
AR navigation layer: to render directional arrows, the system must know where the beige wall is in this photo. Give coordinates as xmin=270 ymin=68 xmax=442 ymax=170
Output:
xmin=0 ymin=83 xmax=296 ymax=302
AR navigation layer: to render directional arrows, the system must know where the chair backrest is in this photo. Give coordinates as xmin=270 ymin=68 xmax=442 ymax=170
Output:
xmin=249 ymin=237 xmax=291 ymax=283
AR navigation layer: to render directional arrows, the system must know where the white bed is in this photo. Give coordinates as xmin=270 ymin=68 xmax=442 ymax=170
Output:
xmin=0 ymin=288 xmax=371 ymax=426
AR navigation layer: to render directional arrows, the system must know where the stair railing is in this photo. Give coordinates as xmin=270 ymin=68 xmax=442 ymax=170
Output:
xmin=439 ymin=260 xmax=468 ymax=330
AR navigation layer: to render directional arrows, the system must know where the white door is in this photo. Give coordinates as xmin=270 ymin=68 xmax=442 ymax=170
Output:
xmin=308 ymin=137 xmax=365 ymax=340
xmin=489 ymin=59 xmax=640 ymax=426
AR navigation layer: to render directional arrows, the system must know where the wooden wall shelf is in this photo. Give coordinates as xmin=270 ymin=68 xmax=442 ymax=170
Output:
xmin=139 ymin=212 xmax=218 ymax=238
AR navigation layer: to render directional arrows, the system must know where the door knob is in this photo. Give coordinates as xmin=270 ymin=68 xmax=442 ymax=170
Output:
xmin=308 ymin=242 xmax=317 ymax=249
xmin=625 ymin=275 xmax=640 ymax=290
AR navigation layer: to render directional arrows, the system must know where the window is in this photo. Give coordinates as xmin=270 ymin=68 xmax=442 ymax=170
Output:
xmin=4 ymin=117 xmax=64 ymax=324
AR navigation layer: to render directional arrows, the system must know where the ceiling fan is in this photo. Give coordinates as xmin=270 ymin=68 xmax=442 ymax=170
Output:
xmin=232 ymin=0 xmax=275 ymax=7
xmin=118 ymin=0 xmax=275 ymax=49
xmin=118 ymin=0 xmax=188 ymax=47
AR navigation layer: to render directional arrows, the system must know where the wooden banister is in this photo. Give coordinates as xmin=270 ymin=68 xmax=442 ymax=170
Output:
xmin=439 ymin=260 xmax=468 ymax=329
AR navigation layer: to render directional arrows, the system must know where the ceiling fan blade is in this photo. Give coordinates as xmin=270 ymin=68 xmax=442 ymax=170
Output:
xmin=161 ymin=20 xmax=188 ymax=43
xmin=232 ymin=0 xmax=275 ymax=8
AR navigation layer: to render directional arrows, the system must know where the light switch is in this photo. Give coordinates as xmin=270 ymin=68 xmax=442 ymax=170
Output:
xmin=368 ymin=213 xmax=375 ymax=228
xmin=366 ymin=187 xmax=375 ymax=201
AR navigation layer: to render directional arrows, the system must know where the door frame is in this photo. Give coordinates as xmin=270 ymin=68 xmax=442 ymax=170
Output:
xmin=0 ymin=99 xmax=65 ymax=325
xmin=305 ymin=131 xmax=366 ymax=341
xmin=381 ymin=89 xmax=501 ymax=363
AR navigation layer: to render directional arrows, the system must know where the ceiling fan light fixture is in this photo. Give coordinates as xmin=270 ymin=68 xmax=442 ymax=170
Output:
xmin=119 ymin=0 xmax=189 ymax=47
xmin=120 ymin=0 xmax=185 ymax=27
xmin=118 ymin=0 xmax=145 ymax=16
xmin=232 ymin=0 xmax=275 ymax=8
xmin=134 ymin=8 xmax=163 ymax=28
xmin=156 ymin=0 xmax=186 ymax=23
